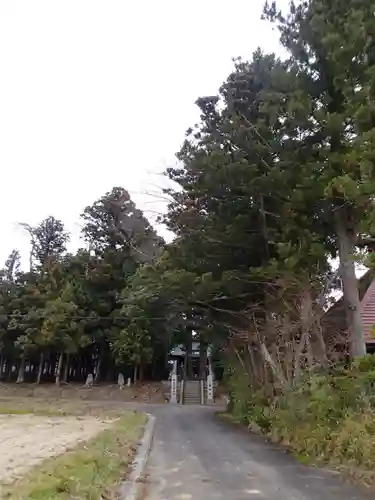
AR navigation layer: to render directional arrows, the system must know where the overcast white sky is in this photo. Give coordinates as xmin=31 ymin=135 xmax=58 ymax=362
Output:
xmin=0 ymin=0 xmax=287 ymax=268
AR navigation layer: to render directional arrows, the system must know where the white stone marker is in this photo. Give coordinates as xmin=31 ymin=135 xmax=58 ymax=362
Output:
xmin=118 ymin=373 xmax=125 ymax=389
xmin=85 ymin=373 xmax=93 ymax=387
xmin=207 ymin=358 xmax=214 ymax=404
xmin=207 ymin=374 xmax=214 ymax=404
xmin=170 ymin=360 xmax=178 ymax=404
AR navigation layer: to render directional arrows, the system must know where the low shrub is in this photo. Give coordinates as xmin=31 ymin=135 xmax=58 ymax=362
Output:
xmin=226 ymin=356 xmax=375 ymax=480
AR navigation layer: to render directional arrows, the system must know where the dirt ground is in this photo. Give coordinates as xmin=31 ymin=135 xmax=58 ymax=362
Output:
xmin=0 ymin=414 xmax=113 ymax=484
xmin=0 ymin=382 xmax=165 ymax=403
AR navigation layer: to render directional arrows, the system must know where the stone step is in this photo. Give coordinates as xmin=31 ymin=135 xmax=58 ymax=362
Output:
xmin=183 ymin=399 xmax=201 ymax=405
xmin=163 ymin=379 xmax=216 ymax=405
xmin=183 ymin=381 xmax=201 ymax=405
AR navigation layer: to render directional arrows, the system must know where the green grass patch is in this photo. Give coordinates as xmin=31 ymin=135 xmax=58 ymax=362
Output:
xmin=0 ymin=406 xmax=66 ymax=416
xmin=0 ymin=397 xmax=127 ymax=418
xmin=1 ymin=411 xmax=146 ymax=500
xmin=216 ymin=411 xmax=242 ymax=425
xmin=216 ymin=411 xmax=263 ymax=435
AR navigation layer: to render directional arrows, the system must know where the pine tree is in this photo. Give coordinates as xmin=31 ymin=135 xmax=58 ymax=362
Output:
xmin=264 ymin=0 xmax=375 ymax=356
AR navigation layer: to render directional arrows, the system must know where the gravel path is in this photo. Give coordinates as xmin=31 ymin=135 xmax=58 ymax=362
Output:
xmin=144 ymin=405 xmax=373 ymax=500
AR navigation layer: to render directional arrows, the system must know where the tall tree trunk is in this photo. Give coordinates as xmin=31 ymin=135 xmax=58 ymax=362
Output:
xmin=335 ymin=211 xmax=366 ymax=357
xmin=247 ymin=344 xmax=259 ymax=384
xmin=16 ymin=356 xmax=25 ymax=384
xmin=55 ymin=352 xmax=64 ymax=386
xmin=6 ymin=361 xmax=12 ymax=381
xmin=63 ymin=353 xmax=70 ymax=383
xmin=36 ymin=352 xmax=44 ymax=384
xmin=106 ymin=366 xmax=113 ymax=382
xmin=313 ymin=321 xmax=329 ymax=368
xmin=260 ymin=342 xmax=286 ymax=386
xmin=294 ymin=287 xmax=313 ymax=380
xmin=233 ymin=344 xmax=252 ymax=381
xmin=69 ymin=357 xmax=75 ymax=379
xmin=0 ymin=355 xmax=4 ymax=379
xmin=94 ymin=353 xmax=101 ymax=383
xmin=133 ymin=364 xmax=138 ymax=384
xmin=139 ymin=362 xmax=144 ymax=382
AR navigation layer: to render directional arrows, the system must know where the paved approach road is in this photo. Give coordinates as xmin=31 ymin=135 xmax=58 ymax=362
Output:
xmin=143 ymin=405 xmax=372 ymax=500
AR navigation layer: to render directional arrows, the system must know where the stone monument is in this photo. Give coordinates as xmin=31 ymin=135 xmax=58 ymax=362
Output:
xmin=85 ymin=373 xmax=93 ymax=387
xmin=118 ymin=373 xmax=124 ymax=389
xmin=206 ymin=359 xmax=214 ymax=404
xmin=170 ymin=360 xmax=178 ymax=404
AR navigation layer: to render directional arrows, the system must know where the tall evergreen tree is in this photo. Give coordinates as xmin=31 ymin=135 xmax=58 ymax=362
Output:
xmin=264 ymin=0 xmax=375 ymax=356
xmin=81 ymin=186 xmax=163 ymax=262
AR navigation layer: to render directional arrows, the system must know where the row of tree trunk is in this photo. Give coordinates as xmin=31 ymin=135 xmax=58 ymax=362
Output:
xmin=0 ymin=352 xmax=147 ymax=386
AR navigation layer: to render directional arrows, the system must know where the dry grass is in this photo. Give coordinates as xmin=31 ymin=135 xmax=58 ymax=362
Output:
xmin=0 ymin=415 xmax=114 ymax=485
xmin=0 ymin=395 xmax=148 ymax=499
xmin=0 ymin=381 xmax=165 ymax=404
xmin=219 ymin=405 xmax=375 ymax=489
xmin=0 ymin=397 xmax=132 ymax=418
xmin=1 ymin=411 xmax=146 ymax=499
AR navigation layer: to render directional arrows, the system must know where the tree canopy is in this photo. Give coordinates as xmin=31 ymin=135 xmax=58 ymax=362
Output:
xmin=1 ymin=0 xmax=375 ymax=388
xmin=0 ymin=187 xmax=167 ymax=384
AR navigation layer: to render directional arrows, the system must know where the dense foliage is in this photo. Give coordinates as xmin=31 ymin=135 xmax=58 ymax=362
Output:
xmin=227 ymin=356 xmax=375 ymax=482
xmin=0 ymin=187 xmax=168 ymax=384
xmin=114 ymin=0 xmax=375 ymax=477
xmin=2 ymin=0 xmax=375 ymax=450
xmin=154 ymin=0 xmax=375 ymax=378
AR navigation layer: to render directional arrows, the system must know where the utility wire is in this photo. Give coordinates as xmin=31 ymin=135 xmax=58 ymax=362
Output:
xmin=0 ymin=313 xmax=169 ymax=321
